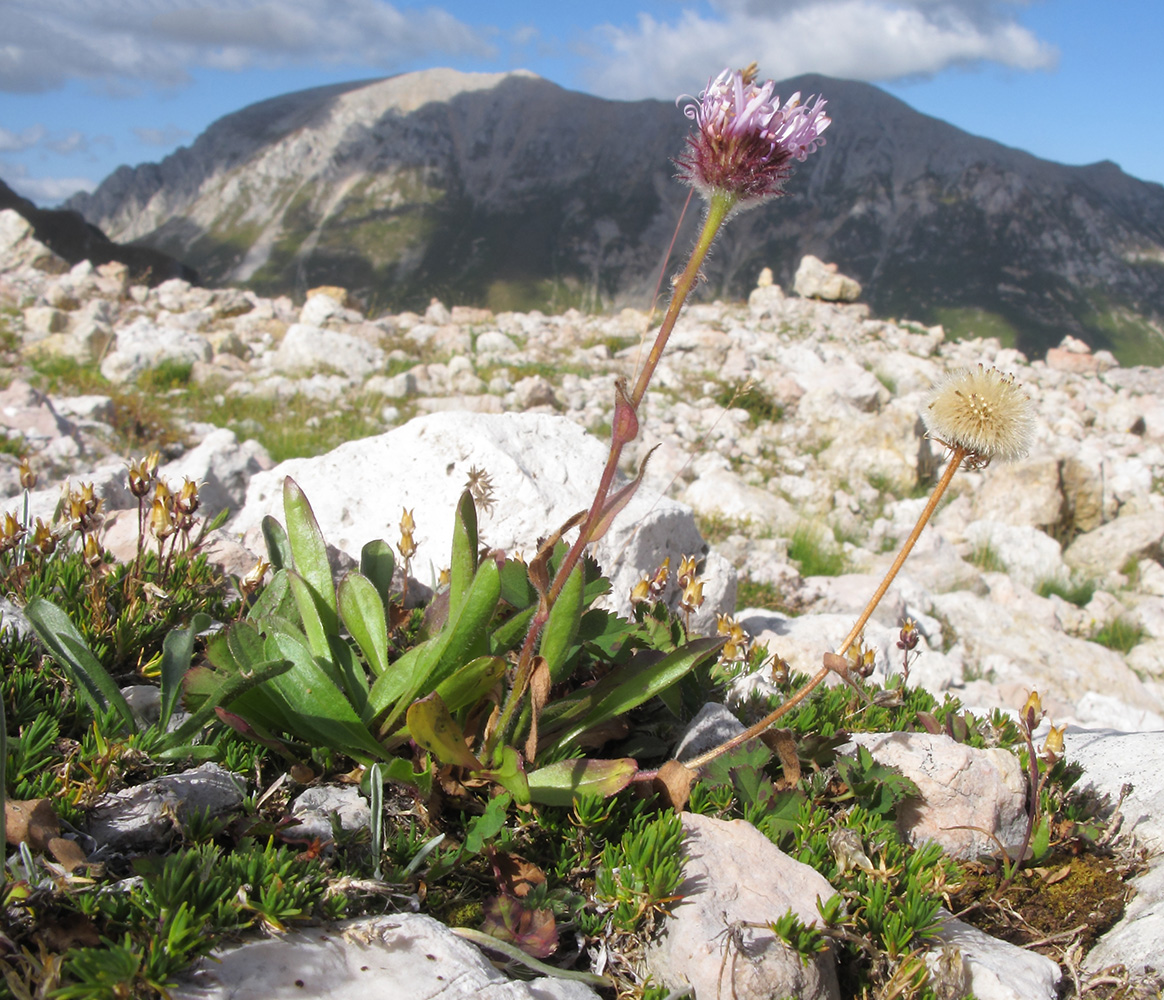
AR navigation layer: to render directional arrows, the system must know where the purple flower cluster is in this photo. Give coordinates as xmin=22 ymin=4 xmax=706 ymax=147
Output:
xmin=677 ymin=66 xmax=830 ymax=205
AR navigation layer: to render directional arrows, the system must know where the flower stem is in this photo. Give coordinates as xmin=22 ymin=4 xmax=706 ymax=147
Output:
xmin=682 ymin=444 xmax=968 ymax=773
xmin=486 ymin=190 xmax=736 ymax=764
xmin=835 ymin=444 xmax=966 ymax=657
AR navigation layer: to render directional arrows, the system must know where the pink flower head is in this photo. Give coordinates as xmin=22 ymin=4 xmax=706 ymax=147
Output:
xmin=677 ymin=65 xmax=830 ymax=205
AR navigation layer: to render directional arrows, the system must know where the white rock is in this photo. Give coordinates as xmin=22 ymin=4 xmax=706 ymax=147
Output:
xmin=793 ymin=255 xmax=862 ymax=302
xmin=1064 ymin=511 xmax=1164 ymax=578
xmin=269 ymin=323 xmax=386 ymax=378
xmin=962 ymin=520 xmax=1067 ymax=590
xmin=229 ymin=411 xmax=734 ymax=632
xmin=88 ymin=763 xmax=246 ymax=850
xmin=645 ymin=812 xmax=840 ymax=1000
xmin=161 ymin=427 xmax=274 ymax=520
xmin=172 ymin=913 xmax=600 ymax=1000
xmin=925 ymin=910 xmax=1061 ymax=1000
xmin=288 ymin=785 xmax=370 ymax=843
xmin=851 ymin=732 xmax=1027 ymax=859
xmin=100 ymin=316 xmax=213 ymax=383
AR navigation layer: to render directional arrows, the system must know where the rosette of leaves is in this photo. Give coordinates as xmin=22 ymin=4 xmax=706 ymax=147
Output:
xmin=185 ymin=477 xmax=724 ymax=804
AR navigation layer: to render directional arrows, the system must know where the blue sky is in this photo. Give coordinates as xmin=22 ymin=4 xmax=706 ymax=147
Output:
xmin=2 ymin=1 xmax=1161 ymax=206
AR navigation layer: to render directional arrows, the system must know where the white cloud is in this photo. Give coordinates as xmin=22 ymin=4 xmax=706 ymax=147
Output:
xmin=585 ymin=0 xmax=1058 ymax=99
xmin=0 ymin=163 xmax=96 ymax=205
xmin=1 ymin=0 xmax=496 ymax=93
xmin=0 ymin=125 xmax=46 ymax=152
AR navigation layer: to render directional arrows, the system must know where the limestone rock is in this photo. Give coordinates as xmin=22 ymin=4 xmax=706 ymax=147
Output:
xmin=171 ymin=913 xmax=599 ymax=1000
xmin=645 ymin=812 xmax=840 ymax=1000
xmin=268 ymin=322 xmax=386 ymax=378
xmin=851 ymin=732 xmax=1027 ymax=859
xmin=925 ymin=910 xmax=1061 ymax=1000
xmin=1064 ymin=511 xmax=1164 ymax=578
xmin=793 ymin=255 xmax=862 ymax=302
xmin=100 ymin=315 xmax=213 ymax=383
xmin=87 ymin=764 xmax=246 ymax=851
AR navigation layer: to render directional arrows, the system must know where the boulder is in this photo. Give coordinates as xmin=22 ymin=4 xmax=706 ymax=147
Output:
xmin=100 ymin=316 xmax=213 ymax=383
xmin=171 ymin=913 xmax=599 ymax=1000
xmin=644 ymin=812 xmax=840 ymax=1000
xmin=229 ymin=411 xmax=734 ymax=632
xmin=793 ymin=255 xmax=862 ymax=302
xmin=851 ymin=732 xmax=1027 ymax=859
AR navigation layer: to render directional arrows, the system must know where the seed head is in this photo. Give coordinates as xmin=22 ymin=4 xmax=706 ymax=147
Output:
xmin=924 ymin=365 xmax=1035 ymax=464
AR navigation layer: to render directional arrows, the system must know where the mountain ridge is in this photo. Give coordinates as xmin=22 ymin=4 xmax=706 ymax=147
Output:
xmin=65 ymin=68 xmax=1164 ymax=362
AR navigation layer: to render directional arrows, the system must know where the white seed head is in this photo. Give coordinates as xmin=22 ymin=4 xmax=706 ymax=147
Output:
xmin=924 ymin=365 xmax=1035 ymax=463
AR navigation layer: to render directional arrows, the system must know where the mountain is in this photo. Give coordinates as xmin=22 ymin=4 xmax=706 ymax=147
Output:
xmin=1 ymin=179 xmax=197 ymax=285
xmin=66 ymin=68 xmax=1164 ymax=363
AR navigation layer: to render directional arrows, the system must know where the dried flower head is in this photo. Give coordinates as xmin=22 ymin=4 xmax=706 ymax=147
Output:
xmin=679 ymin=576 xmax=705 ymax=615
xmin=0 ymin=511 xmax=24 ymax=553
xmin=677 ymin=63 xmax=830 ymax=206
xmin=30 ymin=517 xmax=56 ymax=556
xmin=176 ymin=477 xmax=201 ymax=516
xmin=647 ymin=556 xmax=671 ymax=601
xmin=398 ymin=508 xmax=417 ymax=562
xmin=18 ymin=456 xmax=36 ymax=491
xmin=924 ymin=365 xmax=1035 ymax=464
xmin=464 ymin=465 xmax=495 ymax=516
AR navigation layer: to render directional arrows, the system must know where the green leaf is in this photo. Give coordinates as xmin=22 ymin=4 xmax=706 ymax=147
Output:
xmin=24 ymin=597 xmax=137 ymax=734
xmin=475 ymin=746 xmax=529 ymax=805
xmin=287 ymin=569 xmax=331 ymax=659
xmin=360 ymin=539 xmax=396 ymax=612
xmin=159 ymin=613 xmax=210 ymax=729
xmin=541 ymin=636 xmax=725 ymax=755
xmin=449 ymin=489 xmax=478 ymax=621
xmin=381 ymin=755 xmax=433 ymax=797
xmin=261 ymin=514 xmax=292 ymax=571
xmin=433 ymin=656 xmax=506 ymax=716
xmin=329 ymin=634 xmax=370 ymax=722
xmin=540 ymin=565 xmax=583 ymax=684
xmin=462 ymin=792 xmax=512 ymax=854
xmin=338 ymin=571 xmax=390 ymax=678
xmin=406 ymin=693 xmax=483 ymax=770
xmin=247 ymin=567 xmax=294 ymax=622
xmin=490 ymin=605 xmax=536 ymax=654
xmin=527 ymin=758 xmax=638 ymax=806
xmin=369 ymin=556 xmax=501 ymax=734
xmin=171 ymin=657 xmax=294 ymax=745
xmin=262 ymin=629 xmax=388 ymax=763
xmin=282 ymin=476 xmax=338 ymax=636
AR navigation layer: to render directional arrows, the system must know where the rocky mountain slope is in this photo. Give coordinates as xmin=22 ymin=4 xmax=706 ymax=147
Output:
xmin=1 ymin=179 xmax=196 ymax=285
xmin=66 ymin=68 xmax=1164 ymax=364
